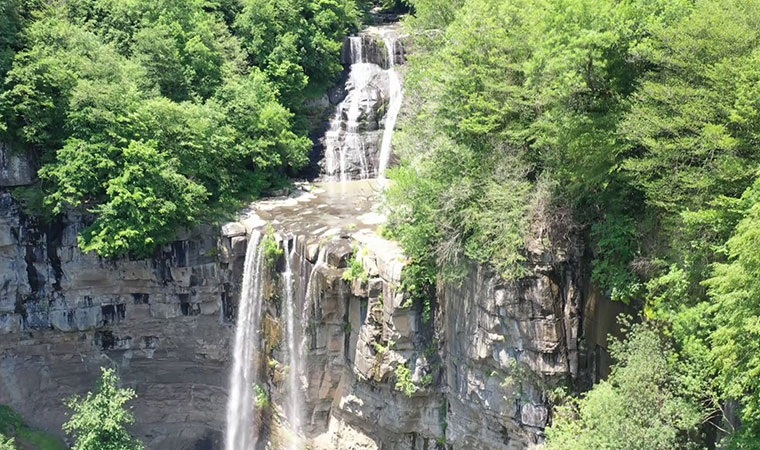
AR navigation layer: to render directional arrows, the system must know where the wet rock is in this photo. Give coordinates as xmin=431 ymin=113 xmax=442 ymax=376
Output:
xmin=0 ymin=143 xmax=35 ymax=187
xmin=326 ymin=239 xmax=353 ymax=268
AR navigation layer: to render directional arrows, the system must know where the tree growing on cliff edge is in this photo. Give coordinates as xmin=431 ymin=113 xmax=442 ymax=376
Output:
xmin=63 ymin=367 xmax=143 ymax=450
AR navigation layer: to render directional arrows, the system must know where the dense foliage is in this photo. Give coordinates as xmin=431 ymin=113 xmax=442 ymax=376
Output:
xmin=0 ymin=0 xmax=361 ymax=257
xmin=387 ymin=0 xmax=760 ymax=446
xmin=63 ymin=367 xmax=142 ymax=450
xmin=545 ymin=323 xmax=705 ymax=449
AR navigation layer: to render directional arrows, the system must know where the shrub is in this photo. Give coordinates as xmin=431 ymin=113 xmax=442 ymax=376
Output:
xmin=545 ymin=323 xmax=705 ymax=450
xmin=260 ymin=224 xmax=283 ymax=269
xmin=63 ymin=367 xmax=143 ymax=450
xmin=253 ymin=384 xmax=270 ymax=410
xmin=342 ymin=246 xmax=369 ymax=283
xmin=394 ymin=364 xmax=416 ymax=397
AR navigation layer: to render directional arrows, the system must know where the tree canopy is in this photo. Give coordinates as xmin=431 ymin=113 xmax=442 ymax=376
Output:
xmin=387 ymin=0 xmax=760 ymax=446
xmin=0 ymin=0 xmax=361 ymax=257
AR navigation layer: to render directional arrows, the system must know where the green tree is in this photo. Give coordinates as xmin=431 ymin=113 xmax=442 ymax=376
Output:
xmin=545 ymin=322 xmax=706 ymax=450
xmin=63 ymin=367 xmax=143 ymax=450
xmin=705 ymin=178 xmax=760 ymax=447
xmin=1 ymin=0 xmax=325 ymax=258
xmin=235 ymin=0 xmax=360 ymax=110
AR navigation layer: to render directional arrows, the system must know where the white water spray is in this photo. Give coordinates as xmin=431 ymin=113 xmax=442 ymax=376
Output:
xmin=283 ymin=238 xmax=304 ymax=449
xmin=378 ymin=35 xmax=403 ymax=178
xmin=225 ymin=231 xmax=266 ymax=450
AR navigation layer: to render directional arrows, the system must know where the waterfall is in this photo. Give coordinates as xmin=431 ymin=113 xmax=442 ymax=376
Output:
xmin=302 ymin=249 xmax=327 ymax=362
xmin=323 ymin=54 xmax=378 ymax=182
xmin=349 ymin=36 xmax=363 ymax=64
xmin=280 ymin=242 xmax=327 ymax=449
xmin=322 ymin=30 xmax=404 ymax=181
xmin=378 ymin=35 xmax=403 ymax=178
xmin=226 ymin=231 xmax=266 ymax=450
xmin=283 ymin=238 xmax=303 ymax=449
xmin=225 ymin=24 xmax=404 ymax=450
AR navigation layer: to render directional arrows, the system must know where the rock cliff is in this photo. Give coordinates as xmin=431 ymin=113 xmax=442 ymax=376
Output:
xmin=0 ymin=25 xmax=622 ymax=450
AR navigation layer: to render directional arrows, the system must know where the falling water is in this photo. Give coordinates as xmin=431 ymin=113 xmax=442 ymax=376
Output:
xmin=226 ymin=231 xmax=266 ymax=450
xmin=378 ymin=35 xmax=403 ymax=178
xmin=350 ymin=36 xmax=363 ymax=64
xmin=323 ymin=54 xmax=378 ymax=181
xmin=282 ymin=238 xmax=303 ymax=449
xmin=302 ymin=249 xmax=327 ymax=370
xmin=226 ymin=25 xmax=404 ymax=450
xmin=281 ymin=242 xmax=328 ymax=449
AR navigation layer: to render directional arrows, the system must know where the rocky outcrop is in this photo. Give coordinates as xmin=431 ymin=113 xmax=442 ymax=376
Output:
xmin=216 ymin=200 xmax=594 ymax=450
xmin=0 ymin=151 xmax=234 ymax=448
xmin=0 ymin=143 xmax=35 ymax=187
xmin=439 ymin=256 xmax=584 ymax=448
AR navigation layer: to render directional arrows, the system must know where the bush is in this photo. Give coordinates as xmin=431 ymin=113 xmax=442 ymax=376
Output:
xmin=0 ymin=405 xmax=65 ymax=450
xmin=260 ymin=224 xmax=283 ymax=269
xmin=394 ymin=363 xmax=416 ymax=397
xmin=253 ymin=384 xmax=270 ymax=409
xmin=545 ymin=323 xmax=705 ymax=450
xmin=342 ymin=246 xmax=369 ymax=283
xmin=63 ymin=367 xmax=143 ymax=450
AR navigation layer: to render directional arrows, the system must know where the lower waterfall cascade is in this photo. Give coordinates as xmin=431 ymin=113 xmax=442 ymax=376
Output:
xmin=225 ymin=232 xmax=265 ymax=450
xmin=282 ymin=239 xmax=302 ymax=450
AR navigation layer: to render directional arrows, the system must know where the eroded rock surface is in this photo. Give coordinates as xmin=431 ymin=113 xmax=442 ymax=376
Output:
xmin=0 ymin=171 xmax=608 ymax=449
xmin=0 ymin=190 xmax=231 ymax=449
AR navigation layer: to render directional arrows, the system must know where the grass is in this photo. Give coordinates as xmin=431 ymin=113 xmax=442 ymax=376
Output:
xmin=0 ymin=405 xmax=66 ymax=450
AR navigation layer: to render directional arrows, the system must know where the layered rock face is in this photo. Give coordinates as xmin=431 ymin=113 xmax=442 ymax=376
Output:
xmin=439 ymin=255 xmax=585 ymax=448
xmin=0 ymin=144 xmax=234 ymax=449
xmin=217 ymin=183 xmax=599 ymax=450
xmin=0 ymin=153 xmax=607 ymax=450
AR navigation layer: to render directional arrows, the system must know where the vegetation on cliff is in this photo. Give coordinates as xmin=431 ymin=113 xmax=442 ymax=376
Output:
xmin=0 ymin=0 xmax=361 ymax=257
xmin=0 ymin=405 xmax=65 ymax=450
xmin=64 ymin=368 xmax=142 ymax=450
xmin=387 ymin=0 xmax=760 ymax=446
xmin=546 ymin=322 xmax=705 ymax=449
xmin=0 ymin=368 xmax=136 ymax=450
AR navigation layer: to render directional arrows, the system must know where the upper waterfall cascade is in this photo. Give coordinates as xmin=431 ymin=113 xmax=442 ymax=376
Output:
xmin=322 ymin=28 xmax=405 ymax=181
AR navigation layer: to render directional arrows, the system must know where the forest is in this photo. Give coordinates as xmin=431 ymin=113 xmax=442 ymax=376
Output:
xmin=1 ymin=0 xmax=360 ymax=257
xmin=384 ymin=0 xmax=760 ymax=448
xmin=3 ymin=0 xmax=760 ymax=448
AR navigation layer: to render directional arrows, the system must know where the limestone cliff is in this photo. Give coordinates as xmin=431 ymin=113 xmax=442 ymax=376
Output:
xmin=0 ymin=154 xmax=617 ymax=450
